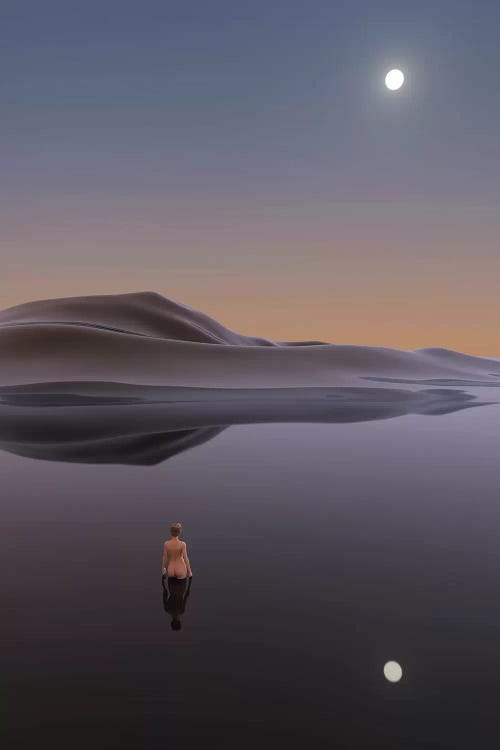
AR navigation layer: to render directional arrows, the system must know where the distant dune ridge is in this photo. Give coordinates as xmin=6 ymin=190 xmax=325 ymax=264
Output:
xmin=1 ymin=292 xmax=499 ymax=465
xmin=1 ymin=291 xmax=500 ymax=388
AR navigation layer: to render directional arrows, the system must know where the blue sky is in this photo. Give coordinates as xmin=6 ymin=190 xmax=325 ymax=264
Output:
xmin=2 ymin=1 xmax=499 ymax=351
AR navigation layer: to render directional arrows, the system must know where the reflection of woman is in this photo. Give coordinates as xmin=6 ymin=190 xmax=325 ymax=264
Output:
xmin=162 ymin=576 xmax=192 ymax=631
xmin=161 ymin=522 xmax=193 ymax=580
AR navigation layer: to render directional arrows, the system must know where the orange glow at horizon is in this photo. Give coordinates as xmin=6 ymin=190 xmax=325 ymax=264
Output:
xmin=2 ymin=197 xmax=499 ymax=357
xmin=2 ymin=270 xmax=498 ymax=357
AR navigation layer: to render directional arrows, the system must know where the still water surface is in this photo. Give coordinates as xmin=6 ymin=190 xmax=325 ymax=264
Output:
xmin=3 ymin=396 xmax=500 ymax=748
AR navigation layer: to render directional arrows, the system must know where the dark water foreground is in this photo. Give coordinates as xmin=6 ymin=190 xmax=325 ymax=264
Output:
xmin=3 ymin=384 xmax=500 ymax=749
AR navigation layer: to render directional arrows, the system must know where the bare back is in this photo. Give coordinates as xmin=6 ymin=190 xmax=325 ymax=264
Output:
xmin=164 ymin=538 xmax=188 ymax=579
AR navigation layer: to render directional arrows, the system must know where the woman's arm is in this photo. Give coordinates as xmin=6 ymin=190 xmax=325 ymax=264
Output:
xmin=182 ymin=542 xmax=193 ymax=578
xmin=161 ymin=542 xmax=168 ymax=574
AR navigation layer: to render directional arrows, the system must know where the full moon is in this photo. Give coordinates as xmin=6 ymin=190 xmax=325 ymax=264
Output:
xmin=383 ymin=661 xmax=403 ymax=682
xmin=385 ymin=69 xmax=405 ymax=91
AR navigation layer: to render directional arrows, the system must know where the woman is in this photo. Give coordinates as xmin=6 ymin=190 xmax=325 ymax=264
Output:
xmin=162 ymin=522 xmax=193 ymax=580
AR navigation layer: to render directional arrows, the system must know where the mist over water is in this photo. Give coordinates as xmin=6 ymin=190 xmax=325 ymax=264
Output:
xmin=3 ymin=395 xmax=500 ymax=748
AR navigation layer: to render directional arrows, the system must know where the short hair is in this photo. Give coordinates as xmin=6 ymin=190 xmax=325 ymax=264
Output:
xmin=170 ymin=522 xmax=182 ymax=537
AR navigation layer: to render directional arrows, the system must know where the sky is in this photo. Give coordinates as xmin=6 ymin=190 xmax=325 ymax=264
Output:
xmin=2 ymin=0 xmax=499 ymax=353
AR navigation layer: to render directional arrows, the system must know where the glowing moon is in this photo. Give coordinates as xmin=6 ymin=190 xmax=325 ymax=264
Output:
xmin=383 ymin=661 xmax=403 ymax=682
xmin=385 ymin=69 xmax=405 ymax=91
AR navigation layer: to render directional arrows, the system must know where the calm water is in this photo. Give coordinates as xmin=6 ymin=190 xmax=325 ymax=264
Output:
xmin=3 ymin=395 xmax=500 ymax=749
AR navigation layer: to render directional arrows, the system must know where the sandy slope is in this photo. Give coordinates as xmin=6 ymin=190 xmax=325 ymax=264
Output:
xmin=1 ymin=291 xmax=499 ymax=388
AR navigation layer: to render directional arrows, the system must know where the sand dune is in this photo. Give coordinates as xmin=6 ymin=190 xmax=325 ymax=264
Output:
xmin=1 ymin=292 xmax=499 ymax=465
xmin=1 ymin=292 xmax=500 ymax=388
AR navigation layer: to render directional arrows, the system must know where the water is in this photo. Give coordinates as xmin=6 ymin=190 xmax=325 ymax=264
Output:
xmin=3 ymin=393 xmax=500 ymax=749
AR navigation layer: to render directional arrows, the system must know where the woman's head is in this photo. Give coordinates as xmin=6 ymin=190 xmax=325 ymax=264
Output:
xmin=170 ymin=522 xmax=182 ymax=537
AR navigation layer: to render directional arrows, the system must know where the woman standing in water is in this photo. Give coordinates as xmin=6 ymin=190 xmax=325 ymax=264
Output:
xmin=162 ymin=522 xmax=193 ymax=580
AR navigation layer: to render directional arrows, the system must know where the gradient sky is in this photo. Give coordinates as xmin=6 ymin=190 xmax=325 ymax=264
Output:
xmin=2 ymin=1 xmax=499 ymax=353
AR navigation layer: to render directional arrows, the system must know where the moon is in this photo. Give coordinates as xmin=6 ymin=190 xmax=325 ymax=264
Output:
xmin=383 ymin=661 xmax=403 ymax=682
xmin=385 ymin=69 xmax=405 ymax=91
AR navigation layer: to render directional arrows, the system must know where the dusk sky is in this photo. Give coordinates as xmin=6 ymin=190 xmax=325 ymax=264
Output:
xmin=2 ymin=1 xmax=499 ymax=353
